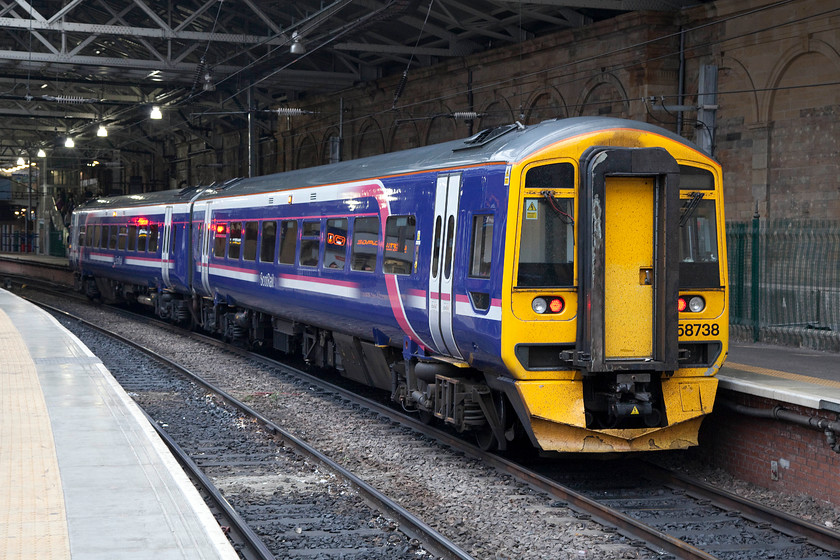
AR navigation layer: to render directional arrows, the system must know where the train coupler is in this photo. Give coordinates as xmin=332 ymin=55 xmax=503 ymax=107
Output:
xmin=584 ymin=372 xmax=665 ymax=429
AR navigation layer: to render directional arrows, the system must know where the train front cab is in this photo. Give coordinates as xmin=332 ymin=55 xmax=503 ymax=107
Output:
xmin=503 ymin=132 xmax=727 ymax=453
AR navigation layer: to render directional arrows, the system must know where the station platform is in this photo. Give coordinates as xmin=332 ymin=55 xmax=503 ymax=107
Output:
xmin=0 ymin=252 xmax=73 ymax=287
xmin=0 ymin=288 xmax=237 ymax=560
xmin=721 ymin=342 xmax=840 ymax=413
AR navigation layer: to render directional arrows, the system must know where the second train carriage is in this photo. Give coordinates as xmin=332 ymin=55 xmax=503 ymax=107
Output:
xmin=70 ymin=117 xmax=728 ymax=453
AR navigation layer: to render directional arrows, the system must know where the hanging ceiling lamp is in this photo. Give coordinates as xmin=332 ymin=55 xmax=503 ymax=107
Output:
xmin=290 ymin=31 xmax=306 ymax=55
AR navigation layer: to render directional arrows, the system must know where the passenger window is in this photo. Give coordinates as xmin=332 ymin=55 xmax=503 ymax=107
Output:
xmin=118 ymin=226 xmax=127 ymax=250
xmin=517 ymin=195 xmax=574 ymax=287
xmin=324 ymin=218 xmax=348 ymax=269
xmin=469 ymin=214 xmax=494 ymax=278
xmin=128 ymin=226 xmax=137 ymax=251
xmin=138 ymin=225 xmax=148 ymax=252
xmin=351 ymin=217 xmax=379 ymax=272
xmin=260 ymin=221 xmax=277 ymax=262
xmin=278 ymin=220 xmax=297 ymax=264
xmin=92 ymin=225 xmax=101 ymax=248
xmin=299 ymin=220 xmax=321 ymax=267
xmin=109 ymin=226 xmax=118 ymax=249
xmin=228 ymin=222 xmax=242 ymax=259
xmin=78 ymin=226 xmax=86 ymax=248
xmin=243 ymin=221 xmax=258 ymax=261
xmin=384 ymin=215 xmax=416 ymax=275
xmin=213 ymin=223 xmax=227 ymax=258
xmin=149 ymin=225 xmax=159 ymax=253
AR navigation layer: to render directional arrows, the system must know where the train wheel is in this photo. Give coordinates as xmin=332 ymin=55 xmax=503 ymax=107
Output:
xmin=474 ymin=392 xmax=510 ymax=451
xmin=475 ymin=426 xmax=497 ymax=451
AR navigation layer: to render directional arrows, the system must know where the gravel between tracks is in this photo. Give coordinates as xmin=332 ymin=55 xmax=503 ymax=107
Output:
xmin=29 ymin=290 xmax=840 ymax=558
xmin=34 ymin=294 xmax=649 ymax=559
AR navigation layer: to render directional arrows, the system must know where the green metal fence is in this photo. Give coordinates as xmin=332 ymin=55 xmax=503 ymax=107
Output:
xmin=726 ymin=218 xmax=840 ymax=351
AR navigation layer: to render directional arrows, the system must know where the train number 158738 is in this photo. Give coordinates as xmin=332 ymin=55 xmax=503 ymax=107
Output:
xmin=678 ymin=323 xmax=720 ymax=337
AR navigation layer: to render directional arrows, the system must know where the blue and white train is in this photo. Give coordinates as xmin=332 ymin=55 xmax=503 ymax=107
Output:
xmin=70 ymin=117 xmax=729 ymax=453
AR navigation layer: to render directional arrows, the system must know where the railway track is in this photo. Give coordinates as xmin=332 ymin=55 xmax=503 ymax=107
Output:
xmin=39 ymin=301 xmax=470 ymax=560
xmin=16 ymin=282 xmax=840 ymax=559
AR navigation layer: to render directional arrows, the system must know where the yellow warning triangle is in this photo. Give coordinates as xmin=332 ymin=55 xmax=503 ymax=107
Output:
xmin=631 ymin=406 xmax=639 ymax=415
xmin=527 ymin=202 xmax=536 ymax=211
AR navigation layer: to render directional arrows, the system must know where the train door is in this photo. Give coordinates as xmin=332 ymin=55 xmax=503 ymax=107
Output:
xmin=428 ymin=173 xmax=464 ymax=359
xmin=604 ymin=177 xmax=653 ymax=359
xmin=161 ymin=206 xmax=173 ymax=288
xmin=69 ymin=212 xmax=82 ymax=268
xmin=576 ymin=147 xmax=680 ymax=373
xmin=200 ymin=202 xmax=213 ymax=294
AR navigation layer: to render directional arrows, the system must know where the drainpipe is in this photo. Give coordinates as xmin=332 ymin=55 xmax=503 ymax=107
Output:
xmin=677 ymin=27 xmax=685 ymax=135
xmin=720 ymin=399 xmax=840 ymax=453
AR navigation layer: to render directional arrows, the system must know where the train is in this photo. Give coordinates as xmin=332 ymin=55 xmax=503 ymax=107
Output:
xmin=69 ymin=117 xmax=728 ymax=453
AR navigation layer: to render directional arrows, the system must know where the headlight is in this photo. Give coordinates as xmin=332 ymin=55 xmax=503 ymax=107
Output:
xmin=689 ymin=296 xmax=705 ymax=313
xmin=532 ymin=297 xmax=547 ymax=314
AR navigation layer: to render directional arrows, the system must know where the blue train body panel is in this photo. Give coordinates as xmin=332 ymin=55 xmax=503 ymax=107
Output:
xmin=190 ymin=163 xmax=507 ymax=372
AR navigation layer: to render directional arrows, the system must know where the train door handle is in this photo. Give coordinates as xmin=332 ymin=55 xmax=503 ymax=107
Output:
xmin=639 ymin=268 xmax=653 ymax=285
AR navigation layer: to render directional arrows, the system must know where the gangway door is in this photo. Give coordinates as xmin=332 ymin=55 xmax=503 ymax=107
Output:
xmin=575 ymin=147 xmax=681 ymax=373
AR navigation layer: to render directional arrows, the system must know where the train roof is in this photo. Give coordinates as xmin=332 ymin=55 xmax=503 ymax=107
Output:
xmin=76 ymin=117 xmax=708 ymax=211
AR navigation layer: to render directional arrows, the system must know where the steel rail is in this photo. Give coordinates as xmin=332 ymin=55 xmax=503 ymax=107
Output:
xmin=139 ymin=407 xmax=276 ymax=560
xmin=17 ymin=274 xmax=840 ymax=559
xmin=33 ymin=300 xmax=476 ymax=560
xmin=162 ymin=324 xmax=718 ymax=560
xmin=644 ymin=462 xmax=840 ymax=555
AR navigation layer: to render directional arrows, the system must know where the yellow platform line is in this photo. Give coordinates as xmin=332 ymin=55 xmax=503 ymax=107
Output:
xmin=724 ymin=361 xmax=840 ymax=390
xmin=0 ymin=308 xmax=71 ymax=559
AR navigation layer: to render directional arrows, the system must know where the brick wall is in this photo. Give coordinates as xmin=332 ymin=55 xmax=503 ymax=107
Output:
xmin=698 ymin=390 xmax=840 ymax=507
xmin=258 ymin=0 xmax=840 ymax=223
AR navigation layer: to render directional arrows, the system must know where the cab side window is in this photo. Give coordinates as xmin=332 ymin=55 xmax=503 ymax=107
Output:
xmin=469 ymin=214 xmax=494 ymax=278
